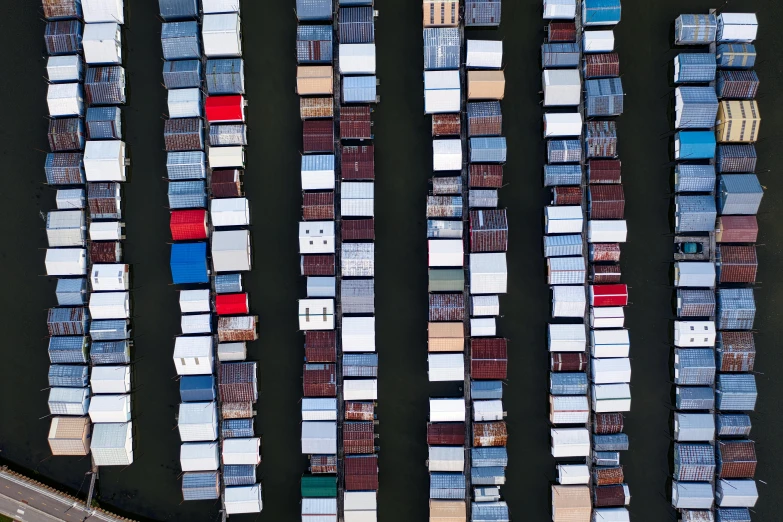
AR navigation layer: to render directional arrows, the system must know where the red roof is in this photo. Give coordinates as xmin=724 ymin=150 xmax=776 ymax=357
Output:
xmin=342 ymin=219 xmax=375 ymax=240
xmin=305 ymin=331 xmax=336 ymax=362
xmin=170 ymin=210 xmax=207 ymax=240
xmin=590 ymin=284 xmax=628 ymax=306
xmin=469 ymin=164 xmax=503 ymax=188
xmin=432 ymin=114 xmax=461 ymax=136
xmin=471 ymin=338 xmax=508 ymax=379
xmin=427 ymin=423 xmax=465 ymax=445
xmin=341 ymin=145 xmax=374 ymax=180
xmin=344 ymin=455 xmax=378 ymax=491
xmin=471 ymin=338 xmax=508 ymax=359
xmin=717 ymin=216 xmax=758 ymax=243
xmin=592 ymin=264 xmax=621 ymax=283
xmin=551 ymin=353 xmax=587 ymax=371
xmin=553 ymin=186 xmax=583 ymax=205
xmin=590 ymin=243 xmax=621 ymax=263
xmin=301 ymin=255 xmax=335 ymax=276
xmin=206 ymin=95 xmax=244 ymax=123
xmin=588 ymin=160 xmax=622 ymax=184
xmin=589 ymin=185 xmax=625 ymax=219
xmin=303 ymin=364 xmax=337 ymax=397
xmin=344 ymin=422 xmax=375 ymax=454
xmin=340 ymin=106 xmax=372 ymax=139
xmin=303 ymin=192 xmax=335 ymax=220
xmin=216 ymin=293 xmax=249 ymax=315
xmin=303 ymin=120 xmax=334 ymax=153
xmin=548 ymin=22 xmax=577 ymax=42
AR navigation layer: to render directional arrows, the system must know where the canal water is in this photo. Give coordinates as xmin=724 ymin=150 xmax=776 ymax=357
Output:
xmin=1 ymin=0 xmax=781 ymax=520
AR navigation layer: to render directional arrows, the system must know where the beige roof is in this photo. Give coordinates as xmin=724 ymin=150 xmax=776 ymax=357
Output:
xmin=300 ymin=97 xmax=333 ymax=119
xmin=430 ymin=500 xmax=466 ymax=521
xmin=48 ymin=416 xmax=90 ymax=456
xmin=428 ymin=322 xmax=465 ymax=352
xmin=716 ymin=100 xmax=760 ymax=143
xmin=297 ymin=66 xmax=334 ymax=95
xmin=423 ymin=0 xmax=459 ymax=27
xmin=552 ymin=485 xmax=592 ymax=522
xmin=468 ymin=71 xmax=506 ymax=100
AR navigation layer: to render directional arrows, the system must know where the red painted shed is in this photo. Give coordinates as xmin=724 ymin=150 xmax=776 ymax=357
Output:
xmin=205 ymin=95 xmax=245 ymax=123
xmin=341 ymin=145 xmax=374 ymax=180
xmin=303 ymin=192 xmax=335 ymax=220
xmin=305 ymin=331 xmax=336 ymax=362
xmin=340 ymin=106 xmax=372 ymax=139
xmin=716 ymin=216 xmax=758 ymax=243
xmin=301 ymin=255 xmax=335 ymax=276
xmin=588 ymin=160 xmax=622 ymax=184
xmin=590 ymin=284 xmax=628 ymax=306
xmin=548 ymin=22 xmax=577 ymax=42
xmin=427 ymin=423 xmax=465 ymax=445
xmin=170 ymin=210 xmax=208 ymax=240
xmin=592 ymin=264 xmax=621 ymax=283
xmin=589 ymin=185 xmax=625 ymax=219
xmin=553 ymin=186 xmax=583 ymax=205
xmin=342 ymin=219 xmax=375 ymax=241
xmin=303 ymin=120 xmax=334 ymax=153
xmin=216 ymin=293 xmax=249 ymax=315
xmin=344 ymin=455 xmax=378 ymax=491
xmin=469 ymin=164 xmax=503 ymax=188
xmin=303 ymin=363 xmax=337 ymax=397
xmin=551 ymin=353 xmax=587 ymax=372
xmin=471 ymin=338 xmax=508 ymax=379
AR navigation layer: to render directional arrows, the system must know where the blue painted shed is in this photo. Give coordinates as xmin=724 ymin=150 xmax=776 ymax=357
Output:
xmin=716 ymin=374 xmax=757 ymax=411
xmin=674 ymin=53 xmax=716 ymax=83
xmin=586 ymin=78 xmax=624 ymax=117
xmin=224 ymin=465 xmax=256 ymax=485
xmin=716 ymin=288 xmax=755 ymax=330
xmin=48 ymin=365 xmax=89 ymax=387
xmin=675 ymin=87 xmax=718 ymax=129
xmin=180 ymin=375 xmax=216 ymax=402
xmin=472 ymin=447 xmax=508 ymax=467
xmin=163 ymin=60 xmax=201 ymax=89
xmin=48 ymin=336 xmax=88 ymax=364
xmin=90 ymin=320 xmax=130 ymax=341
xmin=593 ymin=433 xmax=629 ymax=451
xmin=471 ymin=380 xmax=503 ymax=399
xmin=340 ymin=7 xmax=374 ymax=44
xmin=674 ymin=348 xmax=715 ymax=385
xmin=90 ymin=340 xmax=131 ymax=364
xmin=296 ymin=0 xmax=333 ymax=21
xmin=676 ymin=386 xmax=714 ymax=410
xmin=424 ymin=28 xmax=460 ymax=70
xmin=343 ymin=76 xmax=377 ymax=103
xmin=215 ymin=273 xmax=243 ymax=294
xmin=182 ymin=471 xmax=220 ymax=500
xmin=718 ymin=174 xmax=763 ymax=215
xmin=56 ymin=278 xmax=87 ymax=306
xmin=86 ymin=107 xmax=122 ymax=140
xmin=297 ymin=26 xmax=333 ymax=63
xmin=550 ymin=372 xmax=588 ymax=395
xmin=675 ymin=195 xmax=716 ymax=233
xmin=222 ymin=419 xmax=254 ymax=439
xmin=161 ymin=22 xmax=201 ymax=60
xmin=716 ymin=414 xmax=752 ymax=437
xmin=582 ymin=0 xmax=621 ymax=26
xmin=170 ymin=242 xmax=209 ymax=284
xmin=159 ymin=0 xmax=199 ymax=21
xmin=470 ymin=137 xmax=506 ymax=163
xmin=168 ymin=181 xmax=207 ymax=209
xmin=674 ymin=14 xmax=717 ymax=44
xmin=675 ymin=131 xmax=716 ymax=160
xmin=166 ymin=152 xmax=206 ymax=181
xmin=674 ymin=164 xmax=715 ymax=193
xmin=465 ymin=0 xmax=502 ymax=27
xmin=716 ymin=44 xmax=756 ymax=69
xmin=430 ymin=473 xmax=466 ymax=499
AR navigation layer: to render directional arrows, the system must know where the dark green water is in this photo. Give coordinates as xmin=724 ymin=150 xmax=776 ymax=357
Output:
xmin=1 ymin=0 xmax=781 ymax=520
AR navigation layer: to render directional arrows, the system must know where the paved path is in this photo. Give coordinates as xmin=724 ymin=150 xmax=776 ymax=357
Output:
xmin=0 ymin=469 xmax=131 ymax=522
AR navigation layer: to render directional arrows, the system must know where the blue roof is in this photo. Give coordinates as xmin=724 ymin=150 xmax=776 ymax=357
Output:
xmin=583 ymin=0 xmax=621 ymax=25
xmin=676 ymin=131 xmax=716 ymax=160
xmin=471 ymin=466 xmax=505 ymax=484
xmin=158 ymin=0 xmax=198 ymax=21
xmin=301 ymin=154 xmax=335 ymax=172
xmin=471 ymin=447 xmax=508 ymax=467
xmin=343 ymin=76 xmax=377 ymax=103
xmin=472 ymin=502 xmax=509 ymax=521
xmin=471 ymin=380 xmax=503 ymax=399
xmin=170 ymin=243 xmax=209 ymax=284
xmin=222 ymin=419 xmax=255 ymax=439
xmin=465 ymin=0 xmax=502 ymax=27
xmin=224 ymin=464 xmax=257 ymax=485
xmin=470 ymin=137 xmax=507 ymax=163
xmin=181 ymin=471 xmax=219 ymax=500
xmin=297 ymin=0 xmax=333 ymax=21
xmin=180 ymin=375 xmax=216 ymax=402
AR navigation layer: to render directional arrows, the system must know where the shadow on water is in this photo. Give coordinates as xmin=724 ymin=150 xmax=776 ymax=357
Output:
xmin=1 ymin=0 xmax=782 ymax=520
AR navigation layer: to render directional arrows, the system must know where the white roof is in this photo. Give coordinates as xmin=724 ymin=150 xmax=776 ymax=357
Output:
xmin=222 ymin=438 xmax=261 ymax=465
xmin=593 ymin=383 xmax=631 ymax=400
xmin=180 ymin=289 xmax=211 ymax=313
xmin=428 ymin=446 xmax=464 ymax=472
xmin=592 ymin=358 xmax=632 ymax=384
xmin=718 ymin=13 xmax=758 ymax=42
xmin=209 ymin=146 xmax=244 ymax=168
xmin=672 ymin=481 xmax=714 ymax=509
xmin=674 ymin=413 xmax=715 ymax=442
xmin=424 ymin=70 xmax=460 ymax=89
xmin=307 ymin=277 xmax=336 ymax=298
xmin=342 ymin=182 xmax=374 ymax=217
xmin=302 ymin=498 xmax=338 ymax=516
xmin=89 ymin=291 xmax=130 ymax=319
xmin=90 ymin=366 xmax=131 ymax=394
xmin=470 ymin=317 xmax=496 ymax=336
xmin=588 ymin=220 xmax=628 ymax=243
xmin=716 ymin=479 xmax=758 ymax=507
xmin=344 ymin=492 xmax=377 ymax=511
xmin=543 ymin=70 xmax=581 ymax=106
xmin=339 ymin=44 xmax=377 ymax=74
xmin=544 ymin=0 xmax=576 ymax=19
xmin=218 ymin=342 xmax=246 ymax=362
xmin=551 ymin=428 xmax=590 ymax=456
xmin=168 ymin=88 xmax=202 ymax=119
xmin=674 ymin=321 xmax=716 ymax=347
xmin=425 ymin=89 xmax=461 ymax=113
xmin=45 ymin=248 xmax=87 ymax=276
xmin=89 ymin=221 xmax=121 ymax=241
xmin=430 ymin=398 xmax=466 ymax=422
xmin=298 ymin=298 xmax=335 ymax=330
xmin=466 ymin=40 xmax=503 ymax=68
xmin=212 ymin=229 xmax=251 ymax=272
xmin=203 ymin=0 xmax=241 ymax=13
xmin=558 ymin=464 xmax=590 ymax=485
xmin=224 ymin=485 xmax=262 ymax=514
xmin=181 ymin=314 xmax=212 ymax=335
xmin=544 ymin=112 xmax=582 ymax=137
xmin=428 ymin=239 xmax=463 ymax=267
xmin=299 ymin=221 xmax=336 ymax=254
xmin=545 ymin=206 xmax=583 ymax=234
xmin=552 ymin=286 xmax=586 ymax=318
xmin=472 ymin=295 xmax=500 ymax=316
xmin=433 ymin=139 xmax=462 ymax=171
xmin=90 ymin=263 xmax=128 ymax=292
xmin=178 ymin=402 xmax=218 ymax=442
xmin=428 ymin=354 xmax=465 ymax=382
xmin=470 ymin=253 xmax=508 ymax=294
xmin=84 ymin=141 xmax=126 ymax=182
xmin=173 ymin=336 xmax=213 ymax=358
xmin=301 ymin=421 xmax=337 ymax=454
xmin=474 ymin=400 xmax=504 ymax=421
xmin=82 ymin=23 xmax=121 ymax=64
xmin=592 ymin=508 xmax=630 ymax=522
xmin=210 ymin=198 xmax=250 ymax=227
xmin=548 ymin=324 xmax=586 ymax=352
xmin=88 ymin=394 xmax=131 ymax=423
xmin=203 ymin=14 xmax=242 ymax=58
xmin=47 ymin=55 xmax=81 ymax=83
xmin=675 ymin=262 xmax=716 ymax=288
xmin=302 ymin=398 xmax=337 ymax=421
xmin=180 ymin=442 xmax=219 ymax=471
xmin=82 ymin=0 xmax=124 ymax=23
xmin=342 ymin=316 xmax=375 ymax=351
xmin=82 ymin=22 xmax=119 ymax=40
xmin=584 ymin=30 xmax=615 ymax=53
xmin=344 ymin=379 xmax=378 ymax=400
xmin=47 ymin=83 xmax=83 ymax=118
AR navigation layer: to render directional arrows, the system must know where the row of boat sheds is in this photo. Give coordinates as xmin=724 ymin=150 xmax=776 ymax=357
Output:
xmin=42 ymin=0 xmax=135 ymax=469
xmin=423 ymin=1 xmax=510 ymax=521
xmin=668 ymin=11 xmax=761 ymax=521
xmin=542 ymin=1 xmax=632 ymax=521
xmin=295 ymin=0 xmax=380 ymax=521
xmin=158 ymin=0 xmax=261 ymax=515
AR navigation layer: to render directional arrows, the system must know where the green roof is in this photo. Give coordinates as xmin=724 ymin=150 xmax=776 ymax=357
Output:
xmin=301 ymin=475 xmax=337 ymax=497
xmin=428 ymin=269 xmax=464 ymax=292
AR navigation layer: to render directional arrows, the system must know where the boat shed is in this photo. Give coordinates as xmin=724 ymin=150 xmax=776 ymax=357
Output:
xmin=716 ymin=144 xmax=756 ymax=173
xmin=675 ymin=195 xmax=717 ymax=233
xmin=591 ymin=329 xmax=629 ymax=357
xmin=675 ymin=87 xmax=718 ymax=129
xmin=551 ymin=428 xmax=590 ymax=457
xmin=467 ymin=70 xmax=506 ymax=100
xmin=83 ymin=23 xmax=121 ymax=65
xmin=212 ymin=230 xmax=251 ymax=272
xmin=298 ymin=299 xmax=335 ymax=330
xmin=299 ymin=221 xmax=335 ymax=254
xmin=592 ymin=383 xmax=631 ymax=412
xmin=674 ymin=165 xmax=716 ymax=193
xmin=718 ymin=174 xmax=763 ymax=215
xmin=224 ymin=485 xmax=262 ymax=514
xmin=464 ymin=0 xmax=502 ymax=26
xmin=173 ymin=336 xmax=214 ymax=376
xmin=543 ymin=69 xmax=581 ymax=107
xmin=584 ymin=30 xmax=614 ymax=53
xmin=548 ymin=324 xmax=586 ymax=352
xmin=716 ymin=374 xmax=757 ymax=411
xmin=302 ymin=154 xmax=335 ymax=190
xmin=163 ymin=59 xmax=201 ymax=89
xmin=586 ymin=78 xmax=624 ymax=117
xmin=542 ymin=43 xmax=581 ymax=68
xmin=544 ymin=0 xmax=575 ymax=20
xmin=297 ymin=25 xmax=332 ymax=64
xmin=466 ymin=40 xmax=503 ymax=68
xmin=716 ymin=245 xmax=757 ymax=283
xmin=170 ymin=210 xmax=208 ymax=240
xmin=716 ymin=43 xmax=756 ymax=68
xmin=717 ymin=70 xmax=759 ymax=99
xmin=674 ymin=53 xmax=716 ymax=83
xmin=202 ymin=13 xmax=242 ymax=57
xmin=544 ymin=234 xmax=582 ymax=257
xmin=547 ymin=257 xmax=586 ymax=285
xmin=676 ymin=289 xmax=716 ymax=317
xmin=296 ymin=0 xmax=332 ymax=21
xmin=674 ymin=321 xmax=716 ymax=348
xmin=343 ymin=76 xmax=377 ymax=103
xmin=674 ymin=413 xmax=715 ymax=442
xmin=167 ymin=152 xmax=206 ymax=180
xmin=717 ymin=13 xmax=758 ymax=43
xmin=716 ymin=288 xmax=756 ymax=330
xmin=92 ymin=422 xmax=133 ymax=466
xmin=552 ymin=486 xmax=591 ymax=521
xmin=552 ymin=286 xmax=586 ymax=318
xmin=672 ymin=482 xmax=714 ymax=510
xmin=675 ymin=14 xmax=717 ymax=45
xmin=717 ymin=331 xmax=756 ymax=372
xmin=342 ymin=317 xmax=376 ymax=352
xmin=425 ymin=70 xmax=461 ymax=114
xmin=590 ymin=307 xmax=625 ymax=328
xmin=716 ymin=101 xmax=760 ymax=143
xmin=675 ymin=262 xmax=716 ymax=288
xmin=584 ymin=52 xmax=620 ymax=79
xmin=170 ymin=242 xmax=208 ymax=284
xmin=544 ymin=113 xmax=582 ymax=137
xmin=582 ymin=0 xmax=621 ymax=26
xmin=427 ymin=322 xmax=465 ymax=352
xmin=547 ymin=139 xmax=581 ymax=163
xmin=674 ymin=348 xmax=716 ymax=385
xmin=424 ymin=27 xmax=460 ymax=70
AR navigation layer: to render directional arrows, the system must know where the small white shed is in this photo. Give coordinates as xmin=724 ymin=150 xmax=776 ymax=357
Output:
xmin=173 ymin=336 xmax=214 ymax=376
xmin=671 ymin=482 xmax=714 ymax=510
xmin=299 ymin=221 xmax=335 ymax=254
xmin=466 ymin=40 xmax=503 ymax=69
xmin=470 ymin=318 xmax=496 ymax=337
xmin=89 ymin=291 xmax=130 ymax=319
xmin=588 ymin=220 xmax=627 ymax=243
xmin=344 ymin=379 xmax=378 ymax=400
xmin=424 ymin=70 xmax=461 ymax=114
xmin=474 ymin=400 xmax=504 ymax=422
xmin=470 ymin=253 xmax=508 ymax=294
xmin=209 ymin=146 xmax=244 ymax=168
xmin=88 ymin=394 xmax=131 ymax=423
xmin=428 ymin=239 xmax=463 ymax=267
xmin=544 ymin=0 xmax=576 ymax=19
xmin=551 ymin=428 xmax=590 ymax=457
xmin=91 ymin=365 xmax=131 ymax=394
xmin=545 ymin=206 xmax=583 ymax=234
xmin=342 ymin=182 xmax=374 ymax=217
xmin=550 ymin=395 xmax=589 ymax=425
xmin=91 ymin=422 xmax=133 ymax=466
xmin=225 ymin=485 xmax=263 ymax=514
xmin=592 ymin=358 xmax=632 ymax=384
xmin=716 ymin=479 xmax=758 ymax=507
xmin=181 ymin=314 xmax=212 ymax=334
xmin=203 ymin=13 xmax=242 ymax=57
xmin=342 ymin=317 xmax=375 ymax=351
xmin=45 ymin=248 xmax=87 ymax=276
xmin=180 ymin=442 xmax=219 ymax=471
xmin=178 ymin=402 xmax=218 ymax=442
xmin=91 ymin=264 xmax=129 ymax=291
xmin=83 ymin=23 xmax=122 ymax=64
xmin=302 ymin=398 xmax=337 ymax=421
xmin=552 ymin=286 xmax=586 ymax=318
xmin=592 ymin=383 xmax=632 ymax=413
xmin=429 ymin=398 xmax=465 ymax=422
xmin=84 ymin=141 xmax=127 ymax=182
xmin=674 ymin=321 xmax=716 ymax=347
xmin=339 ymin=44 xmax=377 ymax=74
xmin=218 ymin=342 xmax=246 ymax=362
xmin=472 ymin=295 xmax=500 ymax=316
xmin=433 ymin=139 xmax=462 ymax=171
xmin=46 ymin=210 xmax=85 ymax=247
xmin=180 ymin=289 xmax=211 ymax=313
xmin=301 ymin=421 xmax=337 ymax=454
xmin=717 ymin=13 xmax=758 ymax=43
xmin=212 ymin=229 xmax=251 ymax=272
xmin=557 ymin=464 xmax=590 ymax=485
xmin=544 ymin=113 xmax=582 ymax=137
xmin=82 ymin=0 xmax=125 ymax=23
xmin=344 ymin=492 xmax=377 ymax=512
xmin=210 ymin=198 xmax=250 ymax=227
xmin=674 ymin=413 xmax=715 ymax=442
xmin=168 ymin=88 xmax=202 ymax=118
xmin=548 ymin=324 xmax=586 ymax=352
xmin=47 ymin=83 xmax=84 ymax=117
xmin=307 ymin=277 xmax=336 ymax=297
xmin=203 ymin=0 xmax=241 ymax=13
xmin=543 ymin=69 xmax=581 ymax=107
xmin=591 ymin=329 xmax=630 ymax=358
xmin=222 ymin=438 xmax=261 ymax=465
xmin=298 ymin=298 xmax=335 ymax=330
xmin=584 ymin=30 xmax=615 ymax=53
xmin=428 ymin=354 xmax=465 ymax=382
xmin=89 ymin=221 xmax=122 ymax=241
xmin=428 ymin=447 xmax=464 ymax=472
xmin=590 ymin=307 xmax=625 ymax=329
xmin=674 ymin=262 xmax=716 ymax=288
xmin=47 ymin=56 xmax=82 ymax=83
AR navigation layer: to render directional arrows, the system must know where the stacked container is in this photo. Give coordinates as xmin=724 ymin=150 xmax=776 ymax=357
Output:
xmin=670 ymin=11 xmax=760 ymax=519
xmin=42 ymin=0 xmax=135 ymax=468
xmin=543 ymin=1 xmax=629 ymax=520
xmin=159 ymin=0 xmax=261 ymax=512
xmin=296 ymin=0 xmax=379 ymax=519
